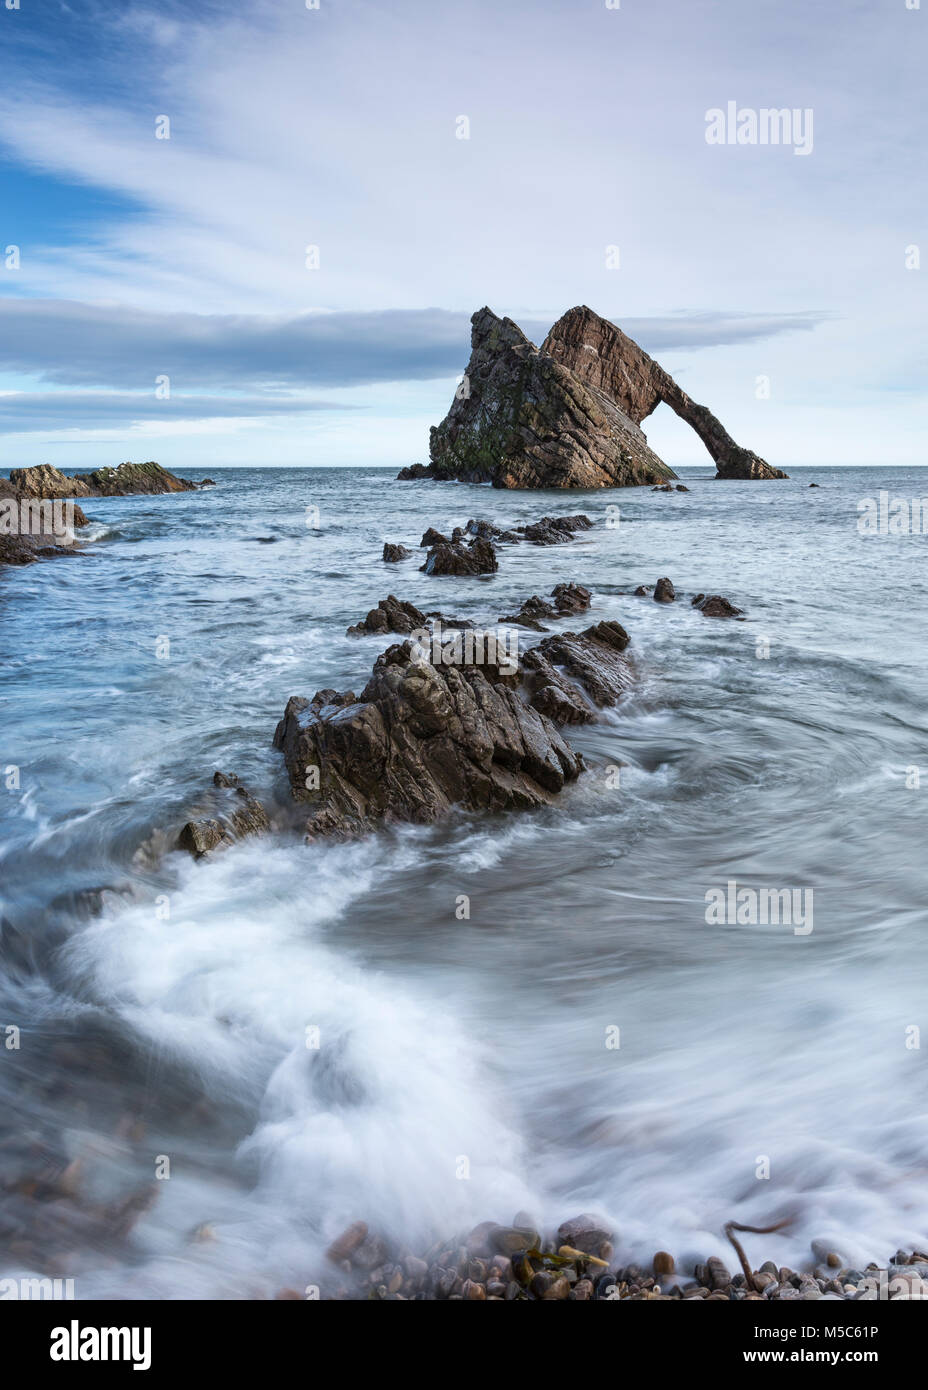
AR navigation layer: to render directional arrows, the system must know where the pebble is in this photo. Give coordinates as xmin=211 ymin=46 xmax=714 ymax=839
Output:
xmin=312 ymin=1220 xmax=928 ymax=1302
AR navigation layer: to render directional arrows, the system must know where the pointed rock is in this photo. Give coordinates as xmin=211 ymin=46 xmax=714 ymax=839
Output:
xmin=418 ymin=307 xmax=677 ymax=489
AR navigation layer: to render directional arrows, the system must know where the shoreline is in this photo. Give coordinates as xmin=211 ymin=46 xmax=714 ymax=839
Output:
xmin=313 ymin=1217 xmax=928 ymax=1301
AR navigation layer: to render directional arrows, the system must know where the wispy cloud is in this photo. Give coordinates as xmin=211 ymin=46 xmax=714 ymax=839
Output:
xmin=0 ymin=389 xmax=354 ymax=433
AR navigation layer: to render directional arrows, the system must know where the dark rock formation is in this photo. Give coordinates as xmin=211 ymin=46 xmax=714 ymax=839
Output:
xmin=0 ymin=475 xmax=90 ymax=567
xmin=654 ymin=577 xmax=676 ymax=603
xmin=501 ymin=582 xmax=592 ymax=631
xmin=273 ymin=643 xmax=584 ymax=839
xmin=676 ymin=484 xmax=690 ymax=492
xmin=347 ymin=595 xmax=474 ymax=637
xmin=177 ymin=772 xmax=271 ymax=856
xmin=522 ymin=621 xmax=633 ymax=724
xmin=633 ymin=584 xmax=652 ymax=597
xmin=397 ymin=462 xmax=432 ymax=480
xmin=543 ymin=306 xmax=787 ymax=480
xmin=347 ymin=595 xmax=428 ymax=637
xmin=420 ymin=527 xmax=450 ymax=547
xmin=520 ymin=514 xmax=593 ymax=546
xmin=9 ymin=460 xmax=209 ymax=498
xmin=691 ymin=594 xmax=744 ymax=618
xmin=420 ymin=538 xmax=498 ymax=576
xmin=413 ymin=308 xmax=676 ymax=489
xmin=382 ymin=542 xmax=411 ymax=563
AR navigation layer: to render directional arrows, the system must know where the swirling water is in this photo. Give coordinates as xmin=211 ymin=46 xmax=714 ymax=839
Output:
xmin=1 ymin=464 xmax=927 ymax=1297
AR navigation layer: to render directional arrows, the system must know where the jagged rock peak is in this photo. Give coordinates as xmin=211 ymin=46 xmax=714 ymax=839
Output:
xmin=418 ymin=307 xmax=676 ymax=490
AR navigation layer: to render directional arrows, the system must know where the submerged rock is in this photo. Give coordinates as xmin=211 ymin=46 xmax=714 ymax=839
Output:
xmin=520 ymin=514 xmax=593 ymax=545
xmin=176 ymin=772 xmax=271 ymax=856
xmin=691 ymin=593 xmax=744 ymax=618
xmin=543 ymin=306 xmax=787 ymax=480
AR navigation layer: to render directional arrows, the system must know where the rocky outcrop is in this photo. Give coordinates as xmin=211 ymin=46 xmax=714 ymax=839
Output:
xmin=420 ymin=527 xmax=450 ymax=547
xmin=691 ymin=594 xmax=744 ymax=618
xmin=273 ymin=643 xmax=584 ymax=839
xmin=501 ymin=582 xmax=592 ymax=631
xmin=382 ymin=542 xmax=411 ymax=563
xmin=654 ymin=577 xmax=675 ymax=603
xmin=9 ymin=460 xmax=210 ymax=498
xmin=520 ymin=514 xmax=593 ymax=546
xmin=347 ymin=595 xmax=474 ymax=637
xmin=0 ymin=475 xmax=89 ymax=567
xmin=522 ymin=621 xmax=633 ymax=724
xmin=420 ymin=538 xmax=498 ymax=576
xmin=543 ymin=306 xmax=787 ymax=480
xmin=411 ymin=308 xmax=676 ymax=489
xmin=176 ymin=772 xmax=271 ymax=856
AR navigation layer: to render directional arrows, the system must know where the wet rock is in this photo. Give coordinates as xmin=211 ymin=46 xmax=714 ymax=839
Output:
xmin=420 ymin=527 xmax=450 ymax=547
xmin=690 ymin=593 xmax=744 ymax=619
xmin=675 ymin=484 xmax=690 ymax=491
xmin=653 ymin=1251 xmax=675 ymax=1277
xmin=522 ymin=621 xmax=633 ymax=724
xmin=654 ymin=577 xmax=675 ymax=603
xmin=352 ymin=1232 xmax=389 ymax=1270
xmin=274 ymin=640 xmax=582 ymax=840
xmin=521 ymin=514 xmax=593 ymax=545
xmin=556 ymin=1214 xmax=613 ymax=1256
xmin=543 ymin=1275 xmax=571 ymax=1300
xmin=464 ymin=518 xmax=503 ymax=542
xmin=706 ymin=1256 xmax=731 ymax=1291
xmin=420 ymin=538 xmax=498 ymax=576
xmin=490 ymin=1224 xmax=541 ymax=1257
xmin=0 ymin=476 xmax=91 ymax=567
xmin=176 ymin=772 xmax=271 ymax=856
xmin=397 ymin=462 xmax=432 ymax=480
xmin=652 ymin=483 xmax=673 ymax=493
xmin=382 ymin=542 xmax=411 ymax=562
xmin=325 ymin=1221 xmax=369 ymax=1264
xmin=500 ymin=582 xmax=592 ymax=631
xmin=347 ymin=595 xmax=428 ymax=637
xmin=633 ymin=584 xmax=651 ymax=596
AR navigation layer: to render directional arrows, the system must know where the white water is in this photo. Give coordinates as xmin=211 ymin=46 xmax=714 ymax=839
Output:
xmin=2 ymin=465 xmax=927 ymax=1296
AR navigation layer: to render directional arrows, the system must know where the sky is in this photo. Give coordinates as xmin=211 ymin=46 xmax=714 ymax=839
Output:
xmin=0 ymin=0 xmax=925 ymax=469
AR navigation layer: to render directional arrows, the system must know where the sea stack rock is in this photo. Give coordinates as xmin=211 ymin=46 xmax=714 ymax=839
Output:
xmin=419 ymin=308 xmax=677 ymax=489
xmin=9 ymin=460 xmax=208 ymax=497
xmin=543 ymin=306 xmax=786 ymax=480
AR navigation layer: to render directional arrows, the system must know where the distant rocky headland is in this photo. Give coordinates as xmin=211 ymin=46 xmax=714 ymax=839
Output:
xmin=0 ymin=461 xmax=213 ymax=567
xmin=398 ymin=304 xmax=787 ymax=488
